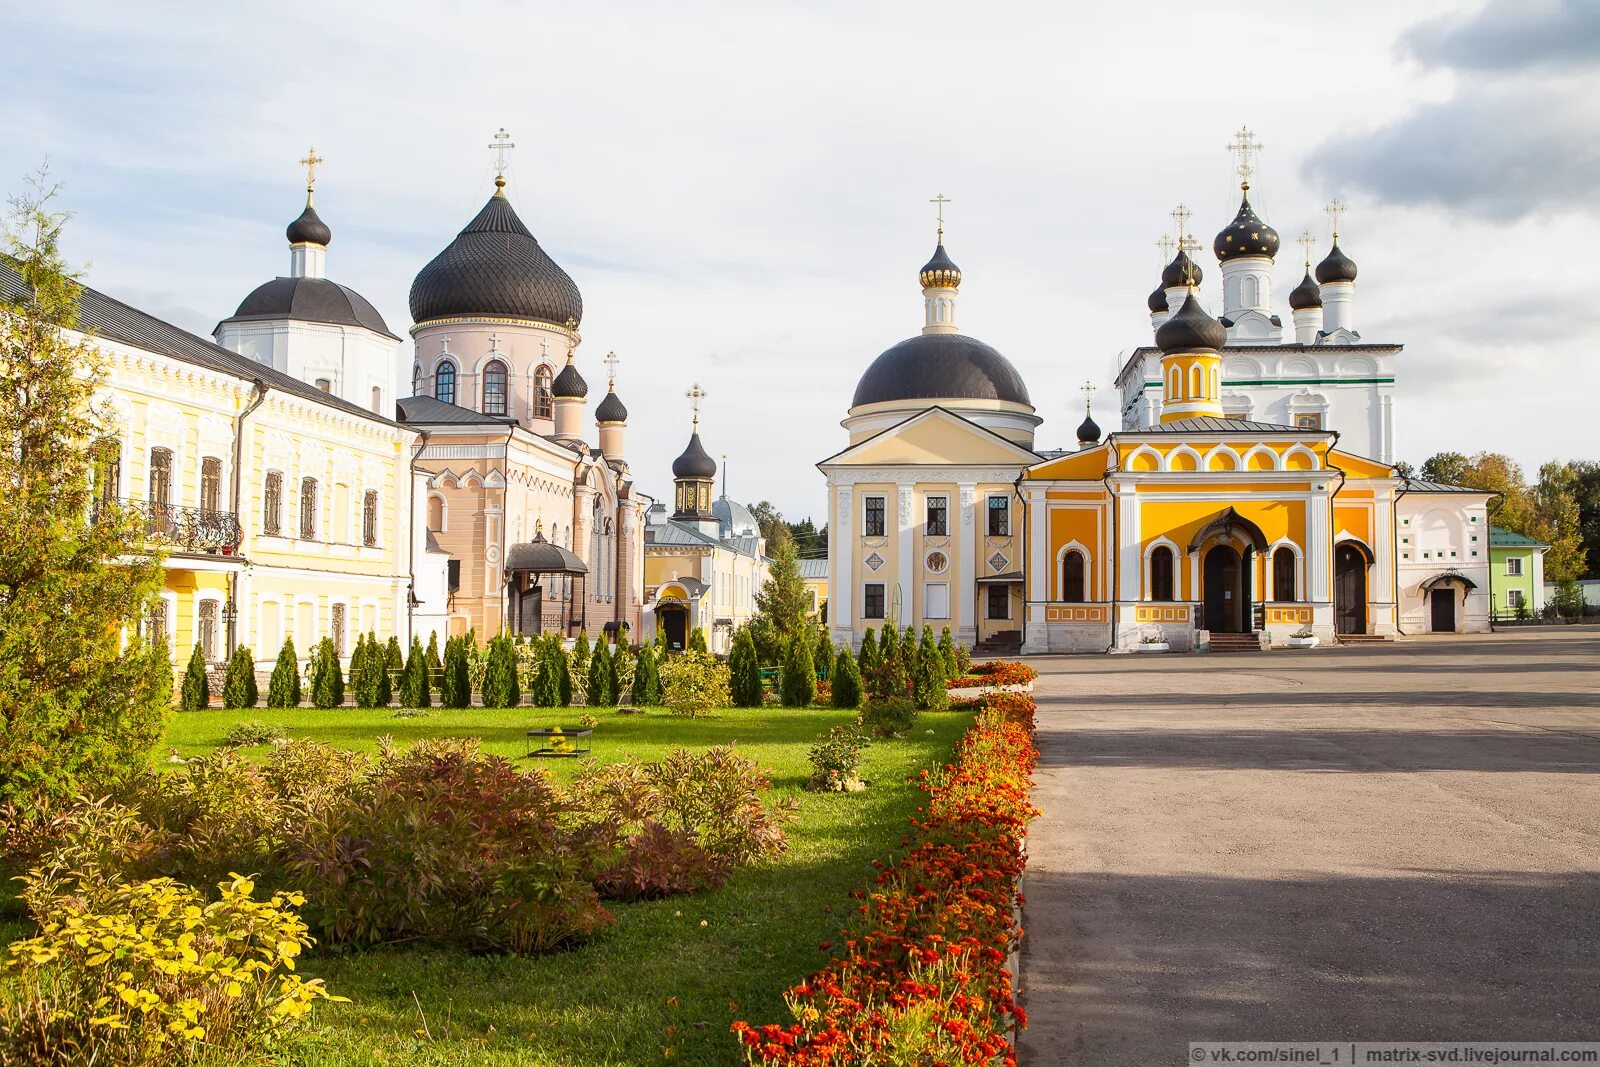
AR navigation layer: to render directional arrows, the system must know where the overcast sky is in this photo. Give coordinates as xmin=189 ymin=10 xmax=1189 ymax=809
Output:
xmin=4 ymin=0 xmax=1595 ymax=522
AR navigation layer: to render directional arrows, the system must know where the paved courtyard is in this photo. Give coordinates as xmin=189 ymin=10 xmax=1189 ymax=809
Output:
xmin=1017 ymin=627 xmax=1600 ymax=1065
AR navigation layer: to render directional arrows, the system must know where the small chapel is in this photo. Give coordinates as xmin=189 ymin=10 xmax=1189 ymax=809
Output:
xmin=823 ymin=132 xmax=1493 ymax=654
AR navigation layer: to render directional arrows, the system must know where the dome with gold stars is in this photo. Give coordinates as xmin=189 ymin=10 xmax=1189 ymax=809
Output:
xmin=1213 ymin=190 xmax=1280 ymax=262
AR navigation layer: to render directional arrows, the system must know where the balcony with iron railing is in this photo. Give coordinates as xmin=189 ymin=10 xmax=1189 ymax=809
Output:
xmin=116 ymin=499 xmax=243 ymax=557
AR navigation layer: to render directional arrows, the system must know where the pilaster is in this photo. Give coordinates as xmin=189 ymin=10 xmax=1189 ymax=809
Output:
xmin=897 ymin=482 xmax=915 ymax=627
xmin=957 ymin=482 xmax=976 ymax=645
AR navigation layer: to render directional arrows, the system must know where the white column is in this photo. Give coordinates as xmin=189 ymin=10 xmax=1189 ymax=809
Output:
xmin=1021 ymin=487 xmax=1049 ymax=654
xmin=897 ymin=481 xmax=915 ymax=628
xmin=957 ymin=482 xmax=976 ymax=644
xmin=1116 ymin=483 xmax=1141 ymax=602
xmin=1371 ymin=487 xmax=1397 ymax=635
xmin=830 ymin=479 xmax=853 ymax=645
xmin=1292 ymin=307 xmax=1320 ymax=345
xmin=1308 ymin=484 xmax=1332 ymax=602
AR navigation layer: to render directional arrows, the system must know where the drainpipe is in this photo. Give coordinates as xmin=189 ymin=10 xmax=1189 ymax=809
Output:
xmin=1323 ymin=430 xmax=1349 ymax=634
xmin=406 ymin=428 xmax=431 ymax=642
xmin=226 ymin=379 xmax=268 ymax=657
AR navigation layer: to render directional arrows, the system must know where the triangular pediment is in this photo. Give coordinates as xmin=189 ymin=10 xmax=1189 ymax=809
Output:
xmin=1329 ymin=448 xmax=1396 ymax=479
xmin=818 ymin=407 xmax=1039 ymax=468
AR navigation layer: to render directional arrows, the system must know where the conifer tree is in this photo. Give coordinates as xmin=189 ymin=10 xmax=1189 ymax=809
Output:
xmin=425 ymin=631 xmax=442 ymax=692
xmin=857 ymin=627 xmax=879 ymax=675
xmin=374 ymin=637 xmax=393 ymax=707
xmin=180 ymin=643 xmax=210 ymax=711
xmin=782 ymin=631 xmax=816 ymax=707
xmin=753 ymin=526 xmax=808 ymax=638
xmin=400 ymin=636 xmax=429 ymax=708
xmin=728 ymin=627 xmax=761 ymax=707
xmin=557 ymin=642 xmax=573 ymax=706
xmin=440 ymin=636 xmax=471 ymax=708
xmin=482 ymin=633 xmax=520 ymax=708
xmin=689 ymin=626 xmax=708 ymax=653
xmin=311 ymin=638 xmax=343 ymax=709
xmin=913 ymin=628 xmax=948 ymax=710
xmin=814 ymin=627 xmax=834 ymax=683
xmin=896 ymin=623 xmax=918 ymax=682
xmin=879 ymin=623 xmax=898 ymax=667
xmin=606 ymin=640 xmax=621 ymax=705
xmin=938 ymin=626 xmax=958 ymax=680
xmin=587 ymin=639 xmax=613 ymax=706
xmin=385 ymin=635 xmax=403 ymax=674
xmin=831 ymin=647 xmax=863 ymax=709
xmin=632 ymin=643 xmax=661 ymax=705
xmin=267 ymin=638 xmax=301 ymax=709
xmin=349 ymin=634 xmax=373 ymax=708
xmin=0 ymin=172 xmax=172 ymax=807
xmin=222 ymin=644 xmax=258 ymax=710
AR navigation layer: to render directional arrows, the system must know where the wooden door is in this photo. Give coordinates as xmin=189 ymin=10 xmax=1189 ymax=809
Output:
xmin=1335 ymin=545 xmax=1367 ymax=635
xmin=1204 ymin=546 xmax=1242 ymax=632
xmin=1430 ymin=588 xmax=1456 ymax=633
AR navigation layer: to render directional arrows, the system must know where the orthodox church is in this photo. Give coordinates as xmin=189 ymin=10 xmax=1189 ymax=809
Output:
xmin=824 ymin=135 xmax=1492 ymax=654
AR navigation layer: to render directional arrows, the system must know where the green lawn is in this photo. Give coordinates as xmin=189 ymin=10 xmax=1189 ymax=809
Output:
xmin=154 ymin=704 xmax=975 ymax=1066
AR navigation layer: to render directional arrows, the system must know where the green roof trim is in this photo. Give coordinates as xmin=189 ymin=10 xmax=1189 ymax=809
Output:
xmin=1489 ymin=525 xmax=1549 ymax=549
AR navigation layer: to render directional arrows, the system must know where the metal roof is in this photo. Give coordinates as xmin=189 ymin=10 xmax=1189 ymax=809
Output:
xmin=396 ymin=394 xmax=516 ymax=426
xmin=797 ymin=558 xmax=828 ymax=578
xmin=1489 ymin=525 xmax=1549 ymax=549
xmin=1401 ymin=477 xmax=1489 ymax=494
xmin=1129 ymin=416 xmax=1305 ymax=434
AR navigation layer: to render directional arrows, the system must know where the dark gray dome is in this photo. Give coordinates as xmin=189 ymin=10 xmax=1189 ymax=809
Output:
xmin=1077 ymin=412 xmax=1102 ymax=444
xmin=595 ymin=387 xmax=627 ymax=422
xmin=286 ymin=203 xmax=331 ymax=246
xmin=1156 ymin=294 xmax=1227 ymax=352
xmin=1316 ymin=243 xmax=1358 ymax=284
xmin=1160 ymin=249 xmax=1203 ymax=289
xmin=221 ymin=276 xmax=396 ymax=339
xmin=851 ymin=333 xmax=1031 ymax=408
xmin=409 ymin=192 xmax=582 ymax=327
xmin=919 ymin=243 xmax=961 ymax=289
xmin=1147 ymin=283 xmax=1169 ymax=314
xmin=1213 ymin=191 xmax=1280 ymax=261
xmin=1288 ymin=269 xmax=1323 ymax=310
xmin=672 ymin=432 xmax=717 ymax=479
xmin=552 ymin=359 xmax=588 ymax=398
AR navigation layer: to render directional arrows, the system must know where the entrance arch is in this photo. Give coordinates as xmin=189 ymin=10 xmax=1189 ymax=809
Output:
xmin=1203 ymin=544 xmax=1246 ymax=633
xmin=1335 ymin=543 xmax=1369 ymax=635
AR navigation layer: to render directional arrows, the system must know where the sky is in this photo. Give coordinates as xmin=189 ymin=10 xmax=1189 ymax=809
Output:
xmin=3 ymin=0 xmax=1596 ymax=522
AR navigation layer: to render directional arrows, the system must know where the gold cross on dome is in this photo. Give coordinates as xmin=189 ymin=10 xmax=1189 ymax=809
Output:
xmin=300 ymin=147 xmax=324 ymax=189
xmin=489 ymin=127 xmax=515 ymax=180
xmin=1298 ymin=230 xmax=1317 ymax=269
xmin=1226 ymin=127 xmax=1263 ymax=189
xmin=686 ymin=382 xmax=707 ymax=428
xmin=1170 ymin=203 xmax=1193 ymax=246
xmin=604 ymin=350 xmax=619 ymax=386
xmin=1325 ymin=198 xmax=1347 ymax=239
xmin=1081 ymin=379 xmax=1095 ymax=415
xmin=1157 ymin=234 xmax=1175 ymax=263
xmin=930 ymin=193 xmax=951 ymax=241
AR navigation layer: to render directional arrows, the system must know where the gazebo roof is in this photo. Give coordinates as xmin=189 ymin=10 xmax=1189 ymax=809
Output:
xmin=505 ymin=534 xmax=589 ymax=575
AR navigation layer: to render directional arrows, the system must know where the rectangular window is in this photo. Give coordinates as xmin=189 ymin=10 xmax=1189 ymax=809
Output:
xmin=300 ymin=477 xmax=318 ymax=540
xmin=1294 ymin=413 xmax=1323 ymax=430
xmin=198 ymin=600 xmax=218 ymax=662
xmin=987 ymin=495 xmax=1009 ymax=536
xmin=1506 ymin=557 xmax=1524 ymax=577
xmin=144 ymin=600 xmax=168 ymax=648
xmin=362 ymin=490 xmax=379 ymax=547
xmin=330 ymin=603 xmax=347 ymax=657
xmin=863 ymin=582 xmax=886 ymax=619
xmin=987 ymin=583 xmax=1010 ymax=620
xmin=925 ymin=496 xmax=948 ymax=537
xmin=95 ymin=440 xmax=121 ymax=507
xmin=201 ymin=457 xmax=222 ymax=513
xmin=1508 ymin=589 xmax=1526 ymax=610
xmin=925 ymin=582 xmax=949 ymax=619
xmin=263 ymin=472 xmax=283 ymax=536
xmin=864 ymin=495 xmax=886 ymax=537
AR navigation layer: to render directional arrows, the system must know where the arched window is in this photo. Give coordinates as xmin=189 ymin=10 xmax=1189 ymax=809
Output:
xmin=330 ymin=602 xmax=347 ymax=657
xmin=371 ymin=386 xmax=383 ymax=414
xmin=299 ymin=477 xmax=318 ymax=540
xmin=263 ymin=471 xmax=283 ymax=536
xmin=1242 ymin=275 xmax=1259 ymax=306
xmin=1274 ymin=546 xmax=1297 ymax=601
xmin=362 ymin=490 xmax=379 ymax=547
xmin=427 ymin=495 xmax=444 ymax=532
xmin=1190 ymin=365 xmax=1203 ymax=398
xmin=200 ymin=456 xmax=222 ymax=513
xmin=1150 ymin=545 xmax=1175 ymax=601
xmin=533 ymin=365 xmax=553 ymax=419
xmin=435 ymin=360 xmax=457 ymax=406
xmin=1169 ymin=367 xmax=1181 ymax=398
xmin=482 ymin=359 xmax=509 ymax=416
xmin=148 ymin=447 xmax=173 ymax=508
xmin=412 ymin=362 xmax=423 ymax=396
xmin=94 ymin=438 xmax=121 ymax=507
xmin=1062 ymin=550 xmax=1086 ymax=603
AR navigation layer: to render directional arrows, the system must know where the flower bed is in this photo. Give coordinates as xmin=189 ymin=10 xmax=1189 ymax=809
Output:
xmin=731 ymin=699 xmax=1038 ymax=1064
xmin=946 ymin=660 xmax=1038 ymax=690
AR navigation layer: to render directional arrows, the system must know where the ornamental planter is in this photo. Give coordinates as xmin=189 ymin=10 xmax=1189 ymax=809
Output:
xmin=1287 ymin=636 xmax=1318 ymax=649
xmin=1135 ymin=642 xmax=1170 ymax=653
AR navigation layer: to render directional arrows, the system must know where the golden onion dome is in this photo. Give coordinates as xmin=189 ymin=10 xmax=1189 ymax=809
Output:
xmin=919 ymin=243 xmax=962 ymax=289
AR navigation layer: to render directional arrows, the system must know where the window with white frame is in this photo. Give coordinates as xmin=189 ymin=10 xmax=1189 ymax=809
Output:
xmin=864 ymin=495 xmax=886 ymax=537
xmin=1508 ymin=588 xmax=1526 ymax=610
xmin=925 ymin=495 xmax=948 ymax=536
xmin=1506 ymin=557 xmax=1524 ymax=577
xmin=862 ymin=582 xmax=886 ymax=619
xmin=987 ymin=495 xmax=1009 ymax=536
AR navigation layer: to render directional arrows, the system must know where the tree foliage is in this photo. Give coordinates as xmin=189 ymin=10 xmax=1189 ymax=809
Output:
xmin=1416 ymin=450 xmax=1591 ymax=581
xmin=481 ymin=632 xmax=520 ymax=708
xmin=754 ymin=527 xmax=809 ymax=640
xmin=266 ymin=638 xmax=301 ymax=709
xmin=631 ymin=643 xmax=661 ymax=706
xmin=310 ymin=638 xmax=344 ymax=709
xmin=400 ymin=636 xmax=430 ymax=708
xmin=781 ymin=629 xmax=816 ymax=708
xmin=830 ymin=648 xmax=863 ymax=709
xmin=728 ymin=627 xmax=762 ymax=707
xmin=440 ymin=636 xmax=471 ymax=709
xmin=0 ymin=171 xmax=171 ymax=809
xmin=180 ymin=644 xmax=210 ymax=712
xmin=222 ymin=645 xmax=258 ymax=710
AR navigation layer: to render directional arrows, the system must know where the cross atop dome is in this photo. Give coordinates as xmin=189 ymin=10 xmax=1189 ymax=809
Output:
xmin=1325 ymin=198 xmax=1346 ymax=239
xmin=930 ymin=193 xmax=951 ymax=243
xmin=1298 ymin=230 xmax=1317 ymax=269
xmin=489 ymin=127 xmax=515 ymax=192
xmin=1226 ymin=127 xmax=1263 ymax=190
xmin=604 ymin=350 xmax=620 ymax=386
xmin=299 ymin=146 xmax=324 ymax=203
xmin=686 ymin=382 xmax=707 ymax=429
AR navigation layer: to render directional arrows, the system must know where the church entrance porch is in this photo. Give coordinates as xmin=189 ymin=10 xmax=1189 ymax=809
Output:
xmin=1430 ymin=588 xmax=1457 ymax=633
xmin=1202 ymin=545 xmax=1251 ymax=634
xmin=1335 ymin=542 xmax=1371 ymax=636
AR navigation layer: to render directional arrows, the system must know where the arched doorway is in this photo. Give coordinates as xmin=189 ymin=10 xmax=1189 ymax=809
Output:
xmin=657 ymin=604 xmax=688 ymax=651
xmin=1335 ymin=544 xmax=1369 ymax=635
xmin=1203 ymin=545 xmax=1245 ymax=633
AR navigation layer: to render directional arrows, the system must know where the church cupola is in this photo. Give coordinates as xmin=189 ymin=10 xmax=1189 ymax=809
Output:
xmin=1315 ymin=200 xmax=1359 ymax=339
xmin=1289 ymin=232 xmax=1324 ymax=345
xmin=595 ymin=352 xmax=628 ymax=460
xmin=671 ymin=384 xmax=719 ymax=536
xmin=1075 ymin=382 xmax=1102 ymax=447
xmin=919 ymin=196 xmax=961 ymax=334
xmin=552 ymin=340 xmax=588 ymax=441
xmin=1156 ymin=293 xmax=1227 ymax=423
xmin=287 ymin=147 xmax=330 ymax=279
xmin=1158 ymin=209 xmax=1203 ymax=316
xmin=1214 ymin=129 xmax=1281 ymax=343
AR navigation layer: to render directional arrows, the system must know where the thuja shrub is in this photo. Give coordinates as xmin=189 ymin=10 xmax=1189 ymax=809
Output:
xmin=733 ymin=700 xmax=1039 ymax=1064
xmin=0 ymin=874 xmax=343 ymax=1066
xmin=481 ymin=633 xmax=520 ymax=709
xmin=309 ymin=639 xmax=343 ymax=709
xmin=728 ymin=628 xmax=761 ymax=708
xmin=179 ymin=643 xmax=209 ymax=712
xmin=859 ymin=696 xmax=917 ymax=739
xmin=265 ymin=638 xmax=300 ymax=709
xmin=398 ymin=637 xmax=429 ymax=708
xmin=631 ymin=644 xmax=661 ymax=706
xmin=659 ymin=651 xmax=730 ymax=717
xmin=288 ymin=738 xmax=610 ymax=953
xmin=781 ymin=634 xmax=816 ymax=708
xmin=830 ymin=649 xmax=863 ymax=710
xmin=221 ymin=645 xmax=258 ymax=710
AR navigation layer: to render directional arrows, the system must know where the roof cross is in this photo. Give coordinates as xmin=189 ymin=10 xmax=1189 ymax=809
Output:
xmin=1081 ymin=379 xmax=1095 ymax=416
xmin=686 ymin=382 xmax=707 ymax=429
xmin=1325 ymin=198 xmax=1347 ymax=240
xmin=1226 ymin=127 xmax=1263 ymax=190
xmin=604 ymin=350 xmax=619 ymax=387
xmin=1170 ymin=203 xmax=1193 ymax=247
xmin=489 ymin=127 xmax=515 ymax=190
xmin=930 ymin=193 xmax=951 ymax=242
xmin=1298 ymin=230 xmax=1317 ymax=269
xmin=299 ymin=146 xmax=324 ymax=203
xmin=1157 ymin=234 xmax=1175 ymax=265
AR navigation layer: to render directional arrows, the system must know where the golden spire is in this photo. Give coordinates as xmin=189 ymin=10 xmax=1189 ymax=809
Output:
xmin=489 ymin=127 xmax=515 ymax=193
xmin=930 ymin=193 xmax=951 ymax=244
xmin=299 ymin=146 xmax=324 ymax=206
xmin=1226 ymin=127 xmax=1263 ymax=192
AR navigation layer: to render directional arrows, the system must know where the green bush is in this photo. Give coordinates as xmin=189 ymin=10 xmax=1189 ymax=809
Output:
xmin=807 ymin=723 xmax=868 ymax=792
xmin=179 ymin=643 xmax=209 ymax=711
xmin=266 ymin=638 xmax=300 ymax=709
xmin=938 ymin=626 xmax=959 ymax=680
xmin=728 ymin=627 xmax=761 ymax=708
xmin=912 ymin=646 xmax=950 ymax=711
xmin=781 ymin=631 xmax=816 ymax=707
xmin=482 ymin=633 xmax=521 ymax=708
xmin=860 ymin=696 xmax=918 ymax=739
xmin=310 ymin=638 xmax=343 ymax=709
xmin=224 ymin=719 xmax=285 ymax=748
xmin=399 ymin=636 xmax=430 ymax=708
xmin=831 ymin=648 xmax=863 ymax=709
xmin=0 ymin=875 xmax=342 ymax=1066
xmin=857 ymin=626 xmax=880 ymax=675
xmin=631 ymin=644 xmax=661 ymax=706
xmin=349 ymin=633 xmax=378 ymax=709
xmin=571 ymin=630 xmax=591 ymax=678
xmin=587 ymin=639 xmax=613 ymax=707
xmin=530 ymin=638 xmax=560 ymax=707
xmin=658 ymin=650 xmax=730 ymax=717
xmin=440 ymin=636 xmax=471 ymax=709
xmin=814 ymin=628 xmax=834 ymax=682
xmin=878 ymin=624 xmax=898 ymax=669
xmin=384 ymin=635 xmax=404 ymax=675
xmin=689 ymin=626 xmax=708 ymax=653
xmin=425 ymin=632 xmax=442 ymax=691
xmin=221 ymin=644 xmax=258 ymax=710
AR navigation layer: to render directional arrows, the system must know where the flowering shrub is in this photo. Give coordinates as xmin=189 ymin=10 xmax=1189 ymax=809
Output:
xmin=807 ymin=725 xmax=868 ymax=793
xmin=732 ymin=697 xmax=1038 ymax=1064
xmin=659 ymin=651 xmax=731 ymax=717
xmin=0 ymin=874 xmax=343 ymax=1066
xmin=946 ymin=660 xmax=1038 ymax=690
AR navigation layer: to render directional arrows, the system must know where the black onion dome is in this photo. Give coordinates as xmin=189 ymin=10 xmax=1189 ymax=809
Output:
xmin=1160 ymin=249 xmax=1203 ymax=289
xmin=918 ymin=243 xmax=962 ymax=289
xmin=552 ymin=359 xmax=588 ymax=399
xmin=1147 ymin=283 xmax=1169 ymax=314
xmin=1155 ymin=294 xmax=1227 ymax=352
xmin=672 ymin=432 xmax=717 ymax=479
xmin=595 ymin=387 xmax=627 ymax=423
xmin=221 ymin=277 xmax=396 ymax=339
xmin=851 ymin=333 xmax=1031 ymax=408
xmin=286 ymin=203 xmax=331 ymax=246
xmin=1316 ymin=243 xmax=1358 ymax=284
xmin=1076 ymin=412 xmax=1102 ymax=445
xmin=409 ymin=192 xmax=583 ymax=326
xmin=1288 ymin=270 xmax=1323 ymax=310
xmin=1212 ymin=192 xmax=1280 ymax=261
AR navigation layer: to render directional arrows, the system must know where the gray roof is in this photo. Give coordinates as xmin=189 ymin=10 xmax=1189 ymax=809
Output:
xmin=797 ymin=558 xmax=828 ymax=579
xmin=852 ymin=332 xmax=1032 ymax=408
xmin=396 ymin=394 xmax=516 ymax=426
xmin=1129 ymin=416 xmax=1305 ymax=434
xmin=1 ymin=261 xmax=401 ymax=428
xmin=712 ymin=496 xmax=759 ymax=538
xmin=220 ymin=276 xmax=396 ymax=339
xmin=1402 ymin=477 xmax=1491 ymax=494
xmin=646 ymin=518 xmax=764 ymax=559
xmin=505 ymin=537 xmax=588 ymax=574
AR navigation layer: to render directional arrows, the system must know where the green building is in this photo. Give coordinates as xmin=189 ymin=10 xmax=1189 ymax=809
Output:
xmin=1489 ymin=526 xmax=1548 ymax=620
